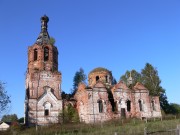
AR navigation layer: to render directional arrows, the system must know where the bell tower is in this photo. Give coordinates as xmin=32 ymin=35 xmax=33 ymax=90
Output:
xmin=25 ymin=15 xmax=62 ymax=125
xmin=28 ymin=15 xmax=58 ymax=73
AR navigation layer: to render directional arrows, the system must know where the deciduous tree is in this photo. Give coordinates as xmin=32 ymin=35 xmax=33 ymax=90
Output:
xmin=18 ymin=117 xmax=24 ymax=123
xmin=169 ymin=103 xmax=180 ymax=115
xmin=0 ymin=81 xmax=11 ymax=116
xmin=63 ymin=104 xmax=79 ymax=123
xmin=120 ymin=69 xmax=142 ymax=88
xmin=1 ymin=114 xmax=18 ymax=122
xmin=120 ymin=63 xmax=171 ymax=114
xmin=141 ymin=63 xmax=164 ymax=96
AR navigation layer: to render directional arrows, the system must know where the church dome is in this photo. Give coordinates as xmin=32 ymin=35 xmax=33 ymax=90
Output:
xmin=88 ymin=67 xmax=112 ymax=87
xmin=89 ymin=67 xmax=110 ymax=74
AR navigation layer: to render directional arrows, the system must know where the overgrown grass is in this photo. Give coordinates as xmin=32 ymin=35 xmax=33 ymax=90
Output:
xmin=1 ymin=118 xmax=180 ymax=135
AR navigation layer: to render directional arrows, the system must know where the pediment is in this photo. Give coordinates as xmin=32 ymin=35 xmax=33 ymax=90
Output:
xmin=38 ymin=90 xmax=58 ymax=105
xmin=133 ymin=82 xmax=148 ymax=91
xmin=114 ymin=81 xmax=129 ymax=90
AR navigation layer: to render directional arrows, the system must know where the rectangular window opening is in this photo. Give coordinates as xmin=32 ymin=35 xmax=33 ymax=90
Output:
xmin=45 ymin=109 xmax=49 ymax=116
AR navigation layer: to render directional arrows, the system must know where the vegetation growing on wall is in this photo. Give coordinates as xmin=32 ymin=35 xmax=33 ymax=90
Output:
xmin=62 ymin=104 xmax=79 ymax=123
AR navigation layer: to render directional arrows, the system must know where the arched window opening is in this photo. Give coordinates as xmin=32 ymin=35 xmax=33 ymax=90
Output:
xmin=152 ymin=100 xmax=155 ymax=111
xmin=127 ymin=100 xmax=131 ymax=112
xmin=98 ymin=100 xmax=103 ymax=113
xmin=139 ymin=100 xmax=143 ymax=111
xmin=114 ymin=101 xmax=118 ymax=112
xmin=44 ymin=47 xmax=49 ymax=61
xmin=45 ymin=109 xmax=49 ymax=116
xmin=96 ymin=76 xmax=99 ymax=82
xmin=34 ymin=49 xmax=38 ymax=61
xmin=44 ymin=102 xmax=51 ymax=116
xmin=105 ymin=76 xmax=108 ymax=83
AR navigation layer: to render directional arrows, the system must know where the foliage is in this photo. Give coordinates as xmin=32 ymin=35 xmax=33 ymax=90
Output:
xmin=49 ymin=37 xmax=55 ymax=45
xmin=111 ymin=76 xmax=117 ymax=85
xmin=168 ymin=103 xmax=180 ymax=115
xmin=61 ymin=91 xmax=72 ymax=100
xmin=18 ymin=117 xmax=24 ymax=123
xmin=141 ymin=63 xmax=170 ymax=113
xmin=159 ymin=93 xmax=170 ymax=114
xmin=141 ymin=63 xmax=164 ymax=96
xmin=72 ymin=68 xmax=86 ymax=95
xmin=0 ymin=81 xmax=11 ymax=116
xmin=120 ymin=69 xmax=142 ymax=88
xmin=120 ymin=63 xmax=163 ymax=96
xmin=119 ymin=63 xmax=172 ymax=114
xmin=1 ymin=114 xmax=18 ymax=122
xmin=160 ymin=92 xmax=180 ymax=115
xmin=63 ymin=104 xmax=79 ymax=123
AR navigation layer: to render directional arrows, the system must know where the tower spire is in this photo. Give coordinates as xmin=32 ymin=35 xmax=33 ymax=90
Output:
xmin=36 ymin=15 xmax=50 ymax=45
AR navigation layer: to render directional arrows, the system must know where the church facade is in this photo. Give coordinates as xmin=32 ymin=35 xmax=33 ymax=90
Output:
xmin=25 ymin=16 xmax=161 ymax=125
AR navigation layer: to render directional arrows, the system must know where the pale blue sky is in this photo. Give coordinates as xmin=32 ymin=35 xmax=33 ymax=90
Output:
xmin=0 ymin=0 xmax=180 ymax=118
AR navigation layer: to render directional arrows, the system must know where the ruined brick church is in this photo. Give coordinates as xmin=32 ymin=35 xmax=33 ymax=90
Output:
xmin=25 ymin=16 xmax=161 ymax=125
xmin=74 ymin=68 xmax=162 ymax=123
